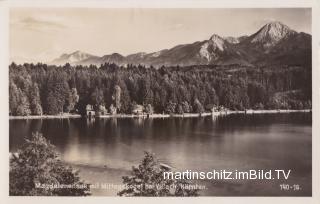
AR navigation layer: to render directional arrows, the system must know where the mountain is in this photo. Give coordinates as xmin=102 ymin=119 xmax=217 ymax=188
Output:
xmin=50 ymin=21 xmax=311 ymax=67
xmin=52 ymin=51 xmax=98 ymax=65
xmin=238 ymin=21 xmax=311 ymax=66
xmin=254 ymin=31 xmax=311 ymax=66
xmin=77 ymin=53 xmax=127 ymax=66
xmin=249 ymin=21 xmax=296 ymax=48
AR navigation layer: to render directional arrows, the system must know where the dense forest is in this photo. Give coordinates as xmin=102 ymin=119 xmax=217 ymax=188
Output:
xmin=9 ymin=62 xmax=312 ymax=116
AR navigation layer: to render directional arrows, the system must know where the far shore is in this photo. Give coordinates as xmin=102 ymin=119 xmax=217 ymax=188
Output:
xmin=9 ymin=109 xmax=311 ymax=120
xmin=9 ymin=114 xmax=82 ymax=120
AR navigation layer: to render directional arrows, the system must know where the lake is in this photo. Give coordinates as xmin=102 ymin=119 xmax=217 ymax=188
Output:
xmin=9 ymin=113 xmax=312 ymax=196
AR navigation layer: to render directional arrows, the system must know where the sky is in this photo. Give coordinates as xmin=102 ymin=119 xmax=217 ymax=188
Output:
xmin=10 ymin=8 xmax=311 ymax=63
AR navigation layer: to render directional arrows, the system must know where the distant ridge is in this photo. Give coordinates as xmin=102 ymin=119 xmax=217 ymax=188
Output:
xmin=50 ymin=21 xmax=311 ymax=67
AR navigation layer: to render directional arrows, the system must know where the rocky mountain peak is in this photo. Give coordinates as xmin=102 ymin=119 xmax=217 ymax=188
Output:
xmin=208 ymin=34 xmax=226 ymax=51
xmin=250 ymin=21 xmax=296 ymax=47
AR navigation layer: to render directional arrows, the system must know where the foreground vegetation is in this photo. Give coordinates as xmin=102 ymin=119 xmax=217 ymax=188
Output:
xmin=118 ymin=152 xmax=199 ymax=196
xmin=9 ymin=133 xmax=91 ymax=196
xmin=9 ymin=62 xmax=311 ymax=116
xmin=10 ymin=132 xmax=200 ymax=196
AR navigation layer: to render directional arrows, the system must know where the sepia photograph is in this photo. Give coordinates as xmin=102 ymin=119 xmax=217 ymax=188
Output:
xmin=8 ymin=6 xmax=313 ymax=197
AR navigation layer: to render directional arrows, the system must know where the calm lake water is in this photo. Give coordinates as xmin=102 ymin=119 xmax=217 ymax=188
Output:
xmin=9 ymin=113 xmax=312 ymax=196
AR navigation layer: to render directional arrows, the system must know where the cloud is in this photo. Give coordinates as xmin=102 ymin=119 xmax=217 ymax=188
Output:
xmin=11 ymin=15 xmax=67 ymax=32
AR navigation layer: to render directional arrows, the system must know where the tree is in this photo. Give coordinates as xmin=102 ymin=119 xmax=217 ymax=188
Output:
xmin=10 ymin=132 xmax=90 ymax=196
xmin=193 ymin=98 xmax=204 ymax=114
xmin=16 ymin=88 xmax=31 ymax=116
xmin=176 ymin=104 xmax=184 ymax=114
xmin=253 ymin=102 xmax=264 ymax=110
xmin=247 ymin=82 xmax=268 ymax=107
xmin=165 ymin=101 xmax=177 ymax=114
xmin=118 ymin=152 xmax=199 ymax=197
xmin=145 ymin=104 xmax=154 ymax=114
xmin=181 ymin=101 xmax=191 ymax=113
xmin=91 ymin=87 xmax=104 ymax=106
xmin=65 ymin=88 xmax=79 ymax=113
xmin=45 ymin=74 xmax=69 ymax=115
xmin=9 ymin=82 xmax=20 ymax=115
xmin=207 ymin=87 xmax=219 ymax=106
xmin=112 ymin=85 xmax=121 ymax=111
xmin=119 ymin=82 xmax=131 ymax=113
xmin=9 ymin=77 xmax=31 ymax=116
xmin=219 ymin=86 xmax=234 ymax=110
xmin=109 ymin=104 xmax=117 ymax=115
xmin=140 ymin=77 xmax=153 ymax=104
xmin=29 ymin=83 xmax=43 ymax=115
xmin=266 ymin=97 xmax=281 ymax=109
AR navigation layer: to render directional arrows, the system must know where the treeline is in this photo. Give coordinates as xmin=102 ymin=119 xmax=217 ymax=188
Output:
xmin=9 ymin=62 xmax=312 ymax=116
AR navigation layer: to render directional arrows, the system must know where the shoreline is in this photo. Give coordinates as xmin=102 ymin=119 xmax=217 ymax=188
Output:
xmin=9 ymin=114 xmax=82 ymax=120
xmin=9 ymin=109 xmax=311 ymax=120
